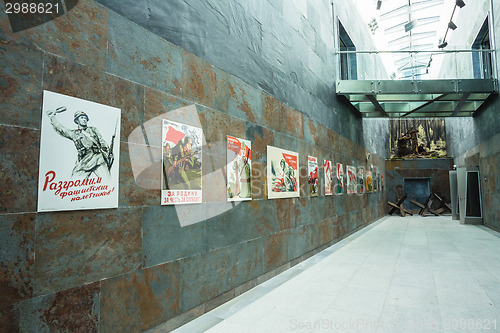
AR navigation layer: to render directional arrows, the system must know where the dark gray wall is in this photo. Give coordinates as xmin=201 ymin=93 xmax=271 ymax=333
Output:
xmin=446 ymin=115 xmax=479 ymax=159
xmin=445 ymin=96 xmax=500 ymax=230
xmin=363 ymin=118 xmax=390 ymax=159
xmin=95 ymin=0 xmax=367 ymax=145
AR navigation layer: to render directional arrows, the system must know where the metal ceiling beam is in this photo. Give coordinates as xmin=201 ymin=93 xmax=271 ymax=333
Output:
xmin=402 ymin=93 xmax=447 ymax=117
xmin=366 ymin=95 xmax=389 ymax=117
xmin=451 ymin=92 xmax=470 ymax=116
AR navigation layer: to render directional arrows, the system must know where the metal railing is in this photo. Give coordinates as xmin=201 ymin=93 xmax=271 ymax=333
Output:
xmin=336 ymin=49 xmax=497 ymax=81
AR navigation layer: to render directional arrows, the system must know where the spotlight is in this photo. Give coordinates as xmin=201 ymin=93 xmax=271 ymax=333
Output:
xmin=448 ymin=21 xmax=457 ymax=30
xmin=456 ymin=0 xmax=465 ymax=8
xmin=377 ymin=0 xmax=382 ymax=10
xmin=438 ymin=41 xmax=448 ymax=48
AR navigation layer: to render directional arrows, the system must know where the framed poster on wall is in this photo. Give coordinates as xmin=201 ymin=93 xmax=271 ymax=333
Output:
xmin=336 ymin=163 xmax=344 ymax=195
xmin=324 ymin=160 xmax=333 ymax=196
xmin=161 ymin=119 xmax=202 ymax=205
xmin=346 ymin=165 xmax=357 ymax=195
xmin=267 ymin=146 xmax=299 ymax=199
xmin=37 ymin=90 xmax=121 ymax=212
xmin=358 ymin=167 xmax=365 ymax=194
xmin=227 ymin=136 xmax=252 ymax=201
xmin=308 ymin=156 xmax=319 ymax=197
xmin=366 ymin=170 xmax=373 ymax=193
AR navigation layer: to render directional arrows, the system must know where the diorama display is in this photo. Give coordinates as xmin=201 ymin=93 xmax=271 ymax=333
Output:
xmin=357 ymin=167 xmax=365 ymax=194
xmin=161 ymin=120 xmax=202 ymax=205
xmin=324 ymin=160 xmax=333 ymax=196
xmin=366 ymin=170 xmax=373 ymax=193
xmin=267 ymin=145 xmax=299 ymax=199
xmin=390 ymin=119 xmax=447 ymax=158
xmin=336 ymin=163 xmax=344 ymax=195
xmin=37 ymin=90 xmax=121 ymax=212
xmin=346 ymin=165 xmax=357 ymax=194
xmin=308 ymin=156 xmax=319 ymax=197
xmin=227 ymin=136 xmax=252 ymax=201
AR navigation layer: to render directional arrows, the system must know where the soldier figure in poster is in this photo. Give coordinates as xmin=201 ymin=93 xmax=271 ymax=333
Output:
xmin=168 ymin=136 xmax=201 ymax=190
xmin=46 ymin=107 xmax=115 ymax=179
xmin=161 ymin=119 xmax=203 ymax=205
xmin=237 ymin=142 xmax=251 ymax=198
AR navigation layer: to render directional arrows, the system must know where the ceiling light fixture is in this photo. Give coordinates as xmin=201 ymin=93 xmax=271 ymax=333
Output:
xmin=437 ymin=1 xmax=464 ymax=49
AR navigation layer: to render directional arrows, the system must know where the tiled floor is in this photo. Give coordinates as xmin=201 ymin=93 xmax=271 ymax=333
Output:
xmin=172 ymin=216 xmax=500 ymax=332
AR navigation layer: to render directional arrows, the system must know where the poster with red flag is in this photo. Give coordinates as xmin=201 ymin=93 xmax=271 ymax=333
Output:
xmin=227 ymin=136 xmax=252 ymax=202
xmin=267 ymin=145 xmax=299 ymax=199
xmin=324 ymin=160 xmax=333 ymax=196
xmin=161 ymin=119 xmax=202 ymax=205
xmin=347 ymin=165 xmax=357 ymax=195
xmin=37 ymin=90 xmax=121 ymax=212
xmin=308 ymin=156 xmax=319 ymax=197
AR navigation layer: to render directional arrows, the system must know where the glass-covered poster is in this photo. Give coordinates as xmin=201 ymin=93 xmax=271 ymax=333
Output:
xmin=267 ymin=146 xmax=299 ymax=199
xmin=161 ymin=120 xmax=202 ymax=205
xmin=346 ymin=165 xmax=357 ymax=194
xmin=227 ymin=136 xmax=252 ymax=201
xmin=324 ymin=160 xmax=333 ymax=196
xmin=366 ymin=170 xmax=373 ymax=193
xmin=336 ymin=163 xmax=344 ymax=195
xmin=357 ymin=167 xmax=365 ymax=194
xmin=37 ymin=90 xmax=121 ymax=212
xmin=308 ymin=156 xmax=319 ymax=197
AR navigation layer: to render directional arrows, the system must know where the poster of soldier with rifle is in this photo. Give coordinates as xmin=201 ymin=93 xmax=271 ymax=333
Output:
xmin=267 ymin=145 xmax=299 ymax=199
xmin=37 ymin=90 xmax=121 ymax=212
xmin=161 ymin=119 xmax=202 ymax=205
xmin=227 ymin=135 xmax=252 ymax=202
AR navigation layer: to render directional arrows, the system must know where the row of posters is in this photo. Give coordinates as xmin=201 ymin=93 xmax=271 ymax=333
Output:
xmin=37 ymin=91 xmax=383 ymax=212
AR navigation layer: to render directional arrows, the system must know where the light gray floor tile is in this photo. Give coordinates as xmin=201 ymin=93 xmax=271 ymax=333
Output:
xmin=174 ymin=216 xmax=500 ymax=333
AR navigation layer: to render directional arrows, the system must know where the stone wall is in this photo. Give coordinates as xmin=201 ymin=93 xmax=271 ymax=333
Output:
xmin=0 ymin=0 xmax=386 ymax=331
xmin=386 ymin=159 xmax=454 ymax=213
xmin=442 ymin=0 xmax=500 ymax=230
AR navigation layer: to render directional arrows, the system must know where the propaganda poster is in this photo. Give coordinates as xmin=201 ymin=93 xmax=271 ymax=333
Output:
xmin=366 ymin=170 xmax=373 ymax=193
xmin=227 ymin=136 xmax=252 ymax=201
xmin=162 ymin=120 xmax=202 ymax=205
xmin=336 ymin=163 xmax=344 ymax=195
xmin=267 ymin=146 xmax=299 ymax=199
xmin=358 ymin=167 xmax=365 ymax=194
xmin=37 ymin=90 xmax=121 ymax=212
xmin=324 ymin=160 xmax=333 ymax=196
xmin=346 ymin=165 xmax=357 ymax=194
xmin=308 ymin=156 xmax=319 ymax=197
